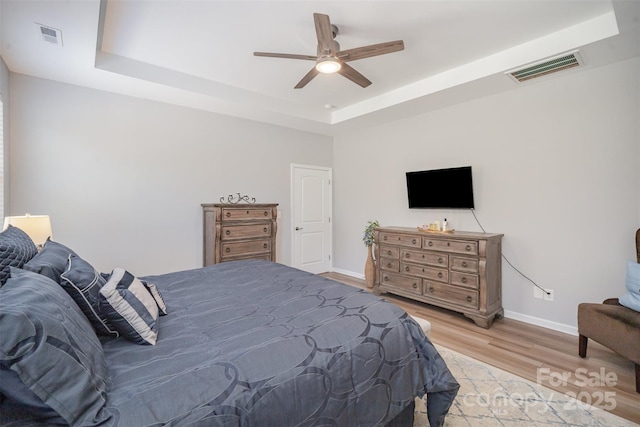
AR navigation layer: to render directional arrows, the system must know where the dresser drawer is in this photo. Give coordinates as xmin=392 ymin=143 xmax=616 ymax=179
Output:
xmin=379 ymin=232 xmax=421 ymax=248
xmin=423 ymin=281 xmax=479 ymax=309
xmin=380 ymin=257 xmax=400 ymax=272
xmin=221 ymin=239 xmax=271 ymax=258
xmin=423 ymin=238 xmax=478 ymax=255
xmin=401 ymin=249 xmax=448 ymax=267
xmin=379 ymin=246 xmax=400 ymax=259
xmin=450 ymin=272 xmax=479 ymax=289
xmin=450 ymin=256 xmax=479 ymax=273
xmin=220 ymin=223 xmax=271 ymax=240
xmin=401 ymin=263 xmax=448 ymax=283
xmin=380 ymin=272 xmax=422 ymax=295
xmin=221 ymin=208 xmax=274 ymax=221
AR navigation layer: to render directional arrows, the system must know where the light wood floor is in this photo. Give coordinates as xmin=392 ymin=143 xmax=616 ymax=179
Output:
xmin=321 ymin=272 xmax=640 ymax=425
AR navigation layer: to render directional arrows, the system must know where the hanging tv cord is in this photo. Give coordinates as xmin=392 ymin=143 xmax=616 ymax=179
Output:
xmin=470 ymin=209 xmax=550 ymax=296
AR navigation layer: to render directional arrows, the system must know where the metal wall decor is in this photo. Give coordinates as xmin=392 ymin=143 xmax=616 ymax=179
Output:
xmin=220 ymin=193 xmax=256 ymax=204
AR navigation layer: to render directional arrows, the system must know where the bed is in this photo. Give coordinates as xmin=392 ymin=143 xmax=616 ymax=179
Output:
xmin=0 ymin=231 xmax=459 ymax=427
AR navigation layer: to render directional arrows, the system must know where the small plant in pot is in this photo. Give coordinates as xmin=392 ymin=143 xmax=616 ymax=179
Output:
xmin=363 ymin=220 xmax=380 ymax=288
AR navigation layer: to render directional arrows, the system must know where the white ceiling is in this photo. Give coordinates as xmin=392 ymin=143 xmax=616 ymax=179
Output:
xmin=1 ymin=0 xmax=639 ymax=135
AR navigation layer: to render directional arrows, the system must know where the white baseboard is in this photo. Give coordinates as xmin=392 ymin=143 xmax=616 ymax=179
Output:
xmin=330 ymin=267 xmax=578 ymax=337
xmin=331 ymin=267 xmax=364 ymax=280
xmin=503 ymin=310 xmax=578 ymax=336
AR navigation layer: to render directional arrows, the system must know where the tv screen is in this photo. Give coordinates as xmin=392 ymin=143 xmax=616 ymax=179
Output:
xmin=406 ymin=166 xmax=475 ymax=209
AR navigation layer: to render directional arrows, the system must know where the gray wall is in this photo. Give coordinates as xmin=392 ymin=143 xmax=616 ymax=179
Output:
xmin=332 ymin=57 xmax=640 ymax=331
xmin=8 ymin=74 xmax=333 ymax=275
xmin=7 ymin=57 xmax=640 ymax=332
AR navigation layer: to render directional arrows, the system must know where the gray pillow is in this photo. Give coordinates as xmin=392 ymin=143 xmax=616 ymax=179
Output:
xmin=23 ymin=238 xmax=78 ymax=283
xmin=0 ymin=268 xmax=112 ymax=425
xmin=0 ymin=225 xmax=37 ymax=286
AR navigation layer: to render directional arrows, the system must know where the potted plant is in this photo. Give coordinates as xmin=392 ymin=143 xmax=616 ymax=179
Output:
xmin=363 ymin=220 xmax=380 ymax=288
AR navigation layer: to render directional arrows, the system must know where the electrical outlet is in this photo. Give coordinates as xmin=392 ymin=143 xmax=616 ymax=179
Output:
xmin=543 ymin=289 xmax=554 ymax=302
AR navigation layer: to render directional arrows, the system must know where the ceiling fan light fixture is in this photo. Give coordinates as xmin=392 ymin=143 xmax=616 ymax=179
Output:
xmin=316 ymin=57 xmax=341 ymax=74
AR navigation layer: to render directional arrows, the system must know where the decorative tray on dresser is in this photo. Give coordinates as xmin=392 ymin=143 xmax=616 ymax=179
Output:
xmin=202 ymin=203 xmax=278 ymax=266
xmin=374 ymin=226 xmax=503 ymax=328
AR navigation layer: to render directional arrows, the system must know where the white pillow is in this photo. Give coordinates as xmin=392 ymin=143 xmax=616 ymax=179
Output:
xmin=619 ymin=260 xmax=640 ymax=312
xmin=99 ymin=268 xmax=159 ymax=345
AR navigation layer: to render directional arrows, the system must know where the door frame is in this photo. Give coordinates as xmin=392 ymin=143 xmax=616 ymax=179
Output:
xmin=290 ymin=163 xmax=333 ymax=271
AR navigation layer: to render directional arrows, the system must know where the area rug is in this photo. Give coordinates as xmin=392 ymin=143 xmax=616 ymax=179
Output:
xmin=413 ymin=345 xmax=638 ymax=427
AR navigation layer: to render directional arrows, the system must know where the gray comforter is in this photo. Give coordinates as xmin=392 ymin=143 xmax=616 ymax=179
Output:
xmin=98 ymin=260 xmax=459 ymax=426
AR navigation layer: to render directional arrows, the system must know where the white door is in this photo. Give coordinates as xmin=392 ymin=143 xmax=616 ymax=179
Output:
xmin=291 ymin=164 xmax=332 ymax=273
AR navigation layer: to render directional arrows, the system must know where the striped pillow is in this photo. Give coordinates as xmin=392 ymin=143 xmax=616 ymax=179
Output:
xmin=143 ymin=281 xmax=168 ymax=316
xmin=99 ymin=268 xmax=159 ymax=345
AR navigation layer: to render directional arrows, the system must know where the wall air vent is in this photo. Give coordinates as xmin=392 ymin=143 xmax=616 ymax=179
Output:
xmin=506 ymin=50 xmax=583 ymax=83
xmin=35 ymin=23 xmax=63 ymax=46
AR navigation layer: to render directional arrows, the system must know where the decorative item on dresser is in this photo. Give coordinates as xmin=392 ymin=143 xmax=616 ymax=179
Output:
xmin=362 ymin=219 xmax=380 ymax=288
xmin=374 ymin=226 xmax=503 ymax=328
xmin=202 ymin=203 xmax=278 ymax=266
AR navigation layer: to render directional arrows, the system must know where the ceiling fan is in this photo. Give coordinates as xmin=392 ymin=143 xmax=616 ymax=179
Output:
xmin=253 ymin=13 xmax=405 ymax=89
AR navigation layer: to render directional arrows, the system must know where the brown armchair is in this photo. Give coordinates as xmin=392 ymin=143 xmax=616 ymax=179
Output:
xmin=577 ymin=229 xmax=640 ymax=393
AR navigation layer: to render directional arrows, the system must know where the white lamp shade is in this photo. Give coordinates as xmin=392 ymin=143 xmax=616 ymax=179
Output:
xmin=3 ymin=214 xmax=52 ymax=247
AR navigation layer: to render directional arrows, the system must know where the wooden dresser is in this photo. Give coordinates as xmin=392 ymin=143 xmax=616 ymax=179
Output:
xmin=202 ymin=203 xmax=278 ymax=266
xmin=374 ymin=226 xmax=503 ymax=328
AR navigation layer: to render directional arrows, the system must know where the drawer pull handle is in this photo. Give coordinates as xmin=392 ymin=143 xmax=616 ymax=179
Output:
xmin=412 ymin=239 xmax=417 ymax=244
xmin=428 ymin=241 xmax=433 ymax=247
xmin=447 ymin=242 xmax=450 ymax=246
xmin=466 ymin=245 xmax=471 ymax=251
xmin=428 ymin=286 xmax=434 ymax=292
xmin=462 ymin=261 xmax=468 ymax=267
xmin=466 ymin=296 xmax=472 ymax=302
xmin=461 ymin=277 xmax=467 ymax=284
xmin=263 ymin=227 xmax=268 ymax=233
xmin=225 ymin=248 xmax=230 ymax=253
xmin=246 ymin=210 xmax=250 ymax=214
xmin=387 ymin=263 xmax=392 ymax=268
xmin=226 ymin=212 xmax=231 ymax=217
xmin=405 ymin=253 xmax=411 ymax=258
xmin=225 ymin=230 xmax=231 ymax=235
xmin=263 ymin=243 xmax=268 ymax=249
xmin=438 ymin=257 xmax=443 ymax=264
xmin=413 ymin=283 xmax=418 ymax=289
xmin=384 ymin=276 xmax=388 ymax=282
xmin=437 ymin=272 xmax=443 ymax=279
xmin=387 ymin=250 xmax=392 ymax=255
xmin=264 ymin=211 xmax=268 ymax=216
xmin=405 ymin=266 xmax=410 ymax=272
xmin=384 ymin=236 xmax=388 ymax=241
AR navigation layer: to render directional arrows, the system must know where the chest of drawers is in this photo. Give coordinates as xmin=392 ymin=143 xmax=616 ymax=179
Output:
xmin=202 ymin=203 xmax=278 ymax=266
xmin=374 ymin=226 xmax=503 ymax=328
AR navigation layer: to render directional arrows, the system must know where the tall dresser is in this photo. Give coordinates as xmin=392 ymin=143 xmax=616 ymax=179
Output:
xmin=202 ymin=203 xmax=278 ymax=266
xmin=374 ymin=226 xmax=503 ymax=328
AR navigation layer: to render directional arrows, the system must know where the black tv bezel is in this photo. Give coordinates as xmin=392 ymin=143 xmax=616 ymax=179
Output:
xmin=406 ymin=166 xmax=475 ymax=209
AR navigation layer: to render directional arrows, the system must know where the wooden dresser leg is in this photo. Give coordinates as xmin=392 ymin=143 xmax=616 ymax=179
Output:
xmin=578 ymin=335 xmax=588 ymax=358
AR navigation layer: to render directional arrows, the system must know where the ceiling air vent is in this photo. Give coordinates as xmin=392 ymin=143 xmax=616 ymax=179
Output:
xmin=35 ymin=23 xmax=63 ymax=46
xmin=506 ymin=50 xmax=583 ymax=83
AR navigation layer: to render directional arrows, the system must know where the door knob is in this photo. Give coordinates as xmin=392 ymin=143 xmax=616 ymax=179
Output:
xmin=295 ymin=227 xmax=303 ymax=231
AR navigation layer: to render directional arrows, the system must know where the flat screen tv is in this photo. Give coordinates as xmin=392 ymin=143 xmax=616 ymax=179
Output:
xmin=406 ymin=166 xmax=475 ymax=209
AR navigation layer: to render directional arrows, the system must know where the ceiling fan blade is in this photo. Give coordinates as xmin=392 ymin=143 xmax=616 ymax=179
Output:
xmin=294 ymin=67 xmax=320 ymax=89
xmin=313 ymin=13 xmax=335 ymax=55
xmin=337 ymin=63 xmax=372 ymax=88
xmin=337 ymin=40 xmax=404 ymax=62
xmin=254 ymin=52 xmax=317 ymax=61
